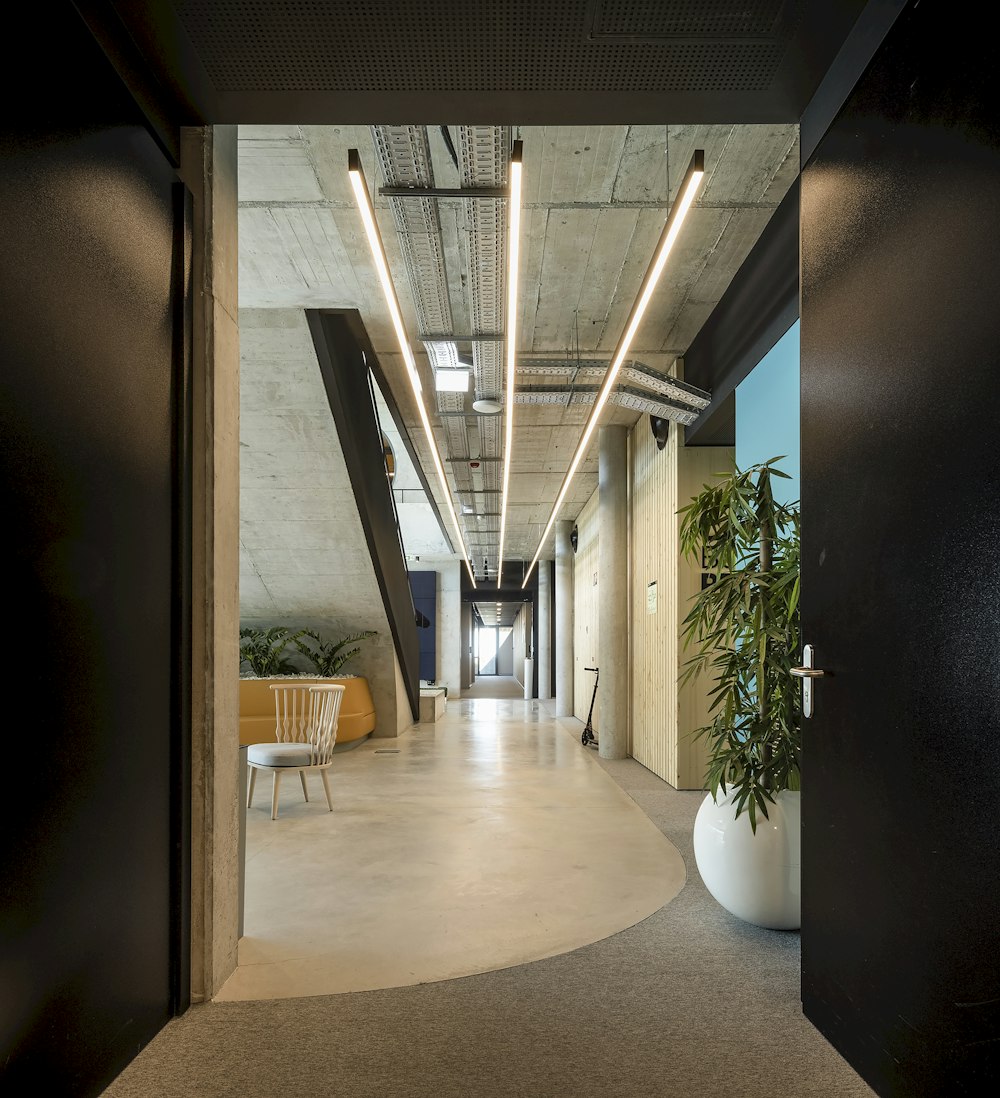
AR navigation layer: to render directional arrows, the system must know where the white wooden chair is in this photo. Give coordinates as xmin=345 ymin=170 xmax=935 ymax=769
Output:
xmin=246 ymin=683 xmax=345 ymax=820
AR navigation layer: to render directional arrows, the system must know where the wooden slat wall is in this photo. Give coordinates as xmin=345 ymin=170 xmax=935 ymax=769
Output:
xmin=629 ymin=418 xmax=733 ymax=788
xmin=573 ymin=489 xmax=600 ymax=725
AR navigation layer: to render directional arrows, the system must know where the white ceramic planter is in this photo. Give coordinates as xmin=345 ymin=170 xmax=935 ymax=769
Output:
xmin=693 ymin=787 xmax=801 ymax=930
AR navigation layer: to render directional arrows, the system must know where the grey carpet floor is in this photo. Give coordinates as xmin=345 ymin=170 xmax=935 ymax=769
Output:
xmin=461 ymin=676 xmax=527 ymax=700
xmin=103 ymin=741 xmax=875 ymax=1098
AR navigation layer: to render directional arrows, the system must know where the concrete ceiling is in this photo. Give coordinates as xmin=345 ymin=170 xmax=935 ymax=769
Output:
xmin=81 ymin=0 xmax=889 ymax=633
xmin=238 ymin=123 xmax=799 ymax=584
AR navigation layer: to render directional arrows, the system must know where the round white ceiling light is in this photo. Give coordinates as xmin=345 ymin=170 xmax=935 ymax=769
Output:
xmin=472 ymin=398 xmax=502 ymax=414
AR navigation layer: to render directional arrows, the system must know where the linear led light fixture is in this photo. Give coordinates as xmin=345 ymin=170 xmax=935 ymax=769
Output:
xmin=348 ymin=148 xmax=477 ymax=588
xmin=522 ymin=149 xmax=705 ymax=588
xmin=496 ymin=139 xmax=523 ymax=589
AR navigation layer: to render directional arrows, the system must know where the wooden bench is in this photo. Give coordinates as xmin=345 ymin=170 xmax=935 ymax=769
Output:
xmin=419 ymin=687 xmax=447 ymax=722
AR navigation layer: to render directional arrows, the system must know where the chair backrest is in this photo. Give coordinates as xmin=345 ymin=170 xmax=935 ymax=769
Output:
xmin=270 ymin=683 xmax=314 ymax=746
xmin=270 ymin=682 xmax=345 ymax=765
xmin=307 ymin=684 xmax=345 ymax=765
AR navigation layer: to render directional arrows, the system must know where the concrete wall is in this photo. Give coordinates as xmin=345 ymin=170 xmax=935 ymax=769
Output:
xmin=496 ymin=628 xmax=515 ymax=676
xmin=566 ymin=417 xmax=729 ymax=783
xmin=572 ymin=490 xmax=600 ymax=725
xmin=238 ymin=308 xmax=411 ymax=738
xmin=460 ymin=602 xmax=474 ymax=688
xmin=182 ymin=125 xmax=242 ymax=1004
xmin=393 ymin=650 xmax=413 ymax=736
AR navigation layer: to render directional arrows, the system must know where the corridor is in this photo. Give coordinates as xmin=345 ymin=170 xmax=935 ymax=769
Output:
xmin=218 ymin=692 xmax=683 ymax=1000
xmin=103 ymin=700 xmax=874 ymax=1097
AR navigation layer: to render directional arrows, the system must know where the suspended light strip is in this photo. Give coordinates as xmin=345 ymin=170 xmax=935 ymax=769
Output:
xmin=348 ymin=149 xmax=477 ymax=588
xmin=521 ymin=149 xmax=705 ymax=588
xmin=496 ymin=140 xmax=523 ymax=589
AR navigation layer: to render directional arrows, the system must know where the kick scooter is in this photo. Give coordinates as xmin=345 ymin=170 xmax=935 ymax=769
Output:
xmin=581 ymin=666 xmax=599 ymax=748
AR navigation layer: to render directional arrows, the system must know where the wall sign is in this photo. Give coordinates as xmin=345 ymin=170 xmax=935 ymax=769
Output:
xmin=647 ymin=580 xmax=657 ymax=614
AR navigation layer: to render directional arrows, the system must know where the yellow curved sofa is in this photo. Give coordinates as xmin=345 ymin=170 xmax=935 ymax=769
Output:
xmin=239 ymin=677 xmax=376 ymax=747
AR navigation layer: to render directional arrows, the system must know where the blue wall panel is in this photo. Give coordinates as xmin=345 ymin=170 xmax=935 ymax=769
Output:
xmin=735 ymin=320 xmax=800 ymax=505
xmin=408 ymin=571 xmax=436 ymax=681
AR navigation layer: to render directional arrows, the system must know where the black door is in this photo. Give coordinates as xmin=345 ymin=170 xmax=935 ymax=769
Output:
xmin=800 ymin=1 xmax=1000 ymax=1092
xmin=0 ymin=7 xmax=188 ymax=1094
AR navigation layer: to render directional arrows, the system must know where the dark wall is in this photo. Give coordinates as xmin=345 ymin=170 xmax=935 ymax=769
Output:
xmin=0 ymin=6 xmax=185 ymax=1094
xmin=684 ymin=179 xmax=800 ymax=447
xmin=683 ymin=0 xmax=908 ymax=449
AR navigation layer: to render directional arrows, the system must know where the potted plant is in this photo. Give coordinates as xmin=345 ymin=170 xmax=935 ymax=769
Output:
xmin=239 ymin=626 xmax=302 ymax=677
xmin=238 ymin=626 xmax=379 ymax=748
xmin=678 ymin=457 xmax=801 ymax=929
xmin=293 ymin=629 xmax=377 ymax=676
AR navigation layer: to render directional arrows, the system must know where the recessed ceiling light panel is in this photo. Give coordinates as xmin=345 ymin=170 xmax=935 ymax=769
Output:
xmin=435 ymin=368 xmax=470 ymax=392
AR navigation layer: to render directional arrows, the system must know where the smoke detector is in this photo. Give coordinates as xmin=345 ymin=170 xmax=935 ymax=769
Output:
xmin=472 ymin=398 xmax=502 ymax=414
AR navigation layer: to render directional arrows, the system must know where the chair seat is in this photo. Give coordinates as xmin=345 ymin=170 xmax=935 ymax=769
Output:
xmin=248 ymin=742 xmax=314 ymax=767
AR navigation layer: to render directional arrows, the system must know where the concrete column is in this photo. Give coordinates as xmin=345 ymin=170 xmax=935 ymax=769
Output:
xmin=598 ymin=425 xmax=628 ymax=759
xmin=438 ymin=562 xmax=462 ymax=697
xmin=555 ymin=521 xmax=574 ymax=717
xmin=180 ymin=125 xmax=241 ymax=1001
xmin=537 ymin=559 xmax=552 ymax=700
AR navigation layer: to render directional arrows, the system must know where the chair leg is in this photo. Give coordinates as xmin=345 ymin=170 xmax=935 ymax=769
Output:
xmin=247 ymin=766 xmax=257 ymax=808
xmin=271 ymin=770 xmax=282 ymax=820
xmin=299 ymin=770 xmax=309 ymax=801
xmin=320 ymin=769 xmax=333 ymax=811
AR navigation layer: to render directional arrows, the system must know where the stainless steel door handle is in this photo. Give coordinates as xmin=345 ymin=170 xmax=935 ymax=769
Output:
xmin=791 ymin=644 xmax=826 ymax=718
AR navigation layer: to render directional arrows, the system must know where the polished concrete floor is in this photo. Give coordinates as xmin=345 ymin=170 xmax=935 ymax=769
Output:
xmin=216 ymin=684 xmax=685 ymax=1001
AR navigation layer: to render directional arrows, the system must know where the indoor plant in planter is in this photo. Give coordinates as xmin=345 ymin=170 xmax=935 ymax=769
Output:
xmin=238 ymin=625 xmax=302 ymax=677
xmin=238 ymin=626 xmax=379 ymax=748
xmin=292 ymin=629 xmax=377 ymax=677
xmin=679 ymin=457 xmax=801 ymax=929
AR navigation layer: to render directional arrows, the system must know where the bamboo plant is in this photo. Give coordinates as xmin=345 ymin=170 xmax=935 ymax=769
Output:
xmin=678 ymin=458 xmax=801 ymax=831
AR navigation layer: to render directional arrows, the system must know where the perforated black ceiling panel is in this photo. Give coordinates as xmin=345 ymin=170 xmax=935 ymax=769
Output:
xmin=105 ymin=0 xmax=876 ymax=124
xmin=172 ymin=0 xmax=800 ymax=93
xmin=591 ymin=0 xmax=790 ymax=39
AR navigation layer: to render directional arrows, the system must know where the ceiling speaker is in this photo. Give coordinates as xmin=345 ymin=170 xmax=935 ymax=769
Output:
xmin=650 ymin=415 xmax=671 ymax=450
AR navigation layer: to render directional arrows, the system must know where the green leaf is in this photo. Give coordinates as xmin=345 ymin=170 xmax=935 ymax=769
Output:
xmin=679 ymin=458 xmax=801 ymax=818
